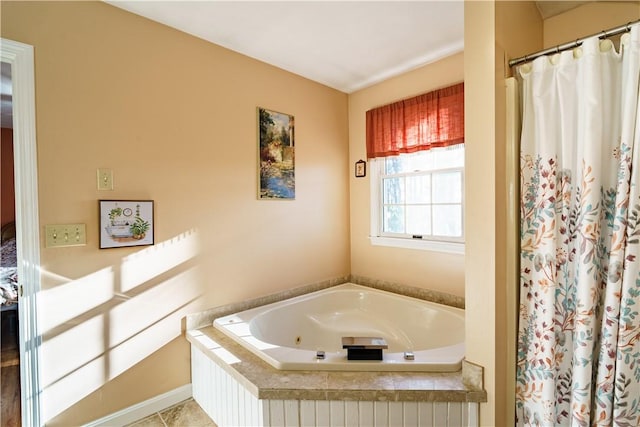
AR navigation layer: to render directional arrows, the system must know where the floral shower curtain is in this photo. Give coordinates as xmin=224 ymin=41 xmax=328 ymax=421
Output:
xmin=516 ymin=25 xmax=640 ymax=426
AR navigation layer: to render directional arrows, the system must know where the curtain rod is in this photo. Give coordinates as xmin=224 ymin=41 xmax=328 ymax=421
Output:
xmin=508 ymin=19 xmax=639 ymax=68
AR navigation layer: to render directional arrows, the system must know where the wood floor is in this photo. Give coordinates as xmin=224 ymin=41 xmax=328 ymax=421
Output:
xmin=1 ymin=309 xmax=20 ymax=427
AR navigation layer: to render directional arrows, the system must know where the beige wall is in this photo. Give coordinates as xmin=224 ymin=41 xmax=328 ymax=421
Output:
xmin=466 ymin=1 xmax=637 ymax=425
xmin=495 ymin=2 xmax=543 ymax=425
xmin=348 ymin=53 xmax=465 ymax=298
xmin=4 ymin=0 xmax=638 ymax=425
xmin=544 ymin=1 xmax=640 ymax=48
xmin=1 ymin=1 xmax=349 ymax=424
xmin=496 ymin=1 xmax=544 ymax=75
xmin=464 ymin=2 xmax=498 ymax=425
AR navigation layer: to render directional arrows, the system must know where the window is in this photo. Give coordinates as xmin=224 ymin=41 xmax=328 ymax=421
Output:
xmin=370 ymin=146 xmax=464 ymax=253
xmin=366 ymin=83 xmax=464 ymax=253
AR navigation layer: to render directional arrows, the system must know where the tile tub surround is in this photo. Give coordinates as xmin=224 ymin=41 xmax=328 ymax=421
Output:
xmin=185 ymin=276 xmax=349 ymax=330
xmin=185 ymin=275 xmax=463 ymax=331
xmin=350 ymin=275 xmax=465 ymax=309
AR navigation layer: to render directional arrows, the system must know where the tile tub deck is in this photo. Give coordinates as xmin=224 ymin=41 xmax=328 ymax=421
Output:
xmin=187 ymin=278 xmax=487 ymax=426
xmin=187 ymin=326 xmax=487 ymax=403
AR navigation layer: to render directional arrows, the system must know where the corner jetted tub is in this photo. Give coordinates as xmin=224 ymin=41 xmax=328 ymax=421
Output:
xmin=213 ymin=283 xmax=464 ymax=372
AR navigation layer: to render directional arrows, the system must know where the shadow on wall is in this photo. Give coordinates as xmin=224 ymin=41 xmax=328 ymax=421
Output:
xmin=36 ymin=229 xmax=202 ymax=422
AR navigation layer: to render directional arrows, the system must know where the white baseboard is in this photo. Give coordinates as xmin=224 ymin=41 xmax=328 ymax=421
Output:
xmin=83 ymin=384 xmax=192 ymax=427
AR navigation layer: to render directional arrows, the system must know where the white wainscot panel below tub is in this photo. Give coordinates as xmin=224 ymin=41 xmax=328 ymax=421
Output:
xmin=191 ymin=345 xmax=479 ymax=427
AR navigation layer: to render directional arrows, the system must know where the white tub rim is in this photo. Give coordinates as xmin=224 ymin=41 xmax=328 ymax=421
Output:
xmin=213 ymin=282 xmax=465 ymax=372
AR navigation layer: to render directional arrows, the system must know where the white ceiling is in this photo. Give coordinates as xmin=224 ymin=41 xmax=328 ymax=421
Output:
xmin=105 ymin=1 xmax=620 ymax=94
xmin=106 ymin=1 xmax=465 ymax=94
xmin=1 ymin=1 xmax=611 ymax=129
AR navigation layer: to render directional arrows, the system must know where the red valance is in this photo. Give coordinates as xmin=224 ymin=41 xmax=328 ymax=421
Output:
xmin=365 ymin=82 xmax=464 ymax=159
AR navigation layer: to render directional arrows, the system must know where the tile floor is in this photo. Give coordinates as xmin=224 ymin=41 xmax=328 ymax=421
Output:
xmin=126 ymin=398 xmax=216 ymax=427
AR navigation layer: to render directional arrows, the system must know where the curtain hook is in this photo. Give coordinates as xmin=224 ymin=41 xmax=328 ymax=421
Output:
xmin=601 ymin=30 xmax=607 ymax=39
xmin=627 ymin=22 xmax=633 ymax=32
xmin=555 ymin=45 xmax=560 ymax=54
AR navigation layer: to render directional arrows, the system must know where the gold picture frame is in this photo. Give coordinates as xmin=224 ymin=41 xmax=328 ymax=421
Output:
xmin=258 ymin=107 xmax=295 ymax=199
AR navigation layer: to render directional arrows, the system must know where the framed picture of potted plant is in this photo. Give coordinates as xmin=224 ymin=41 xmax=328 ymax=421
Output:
xmin=99 ymin=200 xmax=154 ymax=249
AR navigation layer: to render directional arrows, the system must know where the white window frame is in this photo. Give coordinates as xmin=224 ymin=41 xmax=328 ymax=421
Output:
xmin=369 ymin=155 xmax=465 ymax=255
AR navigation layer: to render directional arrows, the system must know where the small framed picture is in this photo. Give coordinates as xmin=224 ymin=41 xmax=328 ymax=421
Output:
xmin=99 ymin=200 xmax=154 ymax=249
xmin=355 ymin=159 xmax=366 ymax=178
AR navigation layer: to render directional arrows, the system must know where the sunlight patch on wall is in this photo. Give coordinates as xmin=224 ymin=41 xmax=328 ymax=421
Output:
xmin=121 ymin=229 xmax=199 ymax=293
xmin=38 ymin=229 xmax=203 ymax=422
xmin=38 ymin=267 xmax=114 ymax=334
xmin=108 ymin=268 xmax=202 ymax=378
xmin=39 ymin=315 xmax=106 ymax=421
xmin=109 ymin=269 xmax=196 ymax=345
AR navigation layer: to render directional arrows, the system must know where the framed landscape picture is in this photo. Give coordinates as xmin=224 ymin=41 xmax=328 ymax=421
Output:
xmin=258 ymin=107 xmax=295 ymax=199
xmin=99 ymin=200 xmax=154 ymax=249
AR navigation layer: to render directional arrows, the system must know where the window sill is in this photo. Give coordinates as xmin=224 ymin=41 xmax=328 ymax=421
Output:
xmin=369 ymin=236 xmax=464 ymax=255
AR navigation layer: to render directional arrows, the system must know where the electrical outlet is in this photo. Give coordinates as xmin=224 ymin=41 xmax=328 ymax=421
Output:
xmin=45 ymin=224 xmax=87 ymax=248
xmin=97 ymin=168 xmax=113 ymax=190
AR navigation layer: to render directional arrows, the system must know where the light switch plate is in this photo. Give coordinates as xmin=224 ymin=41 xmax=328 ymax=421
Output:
xmin=97 ymin=168 xmax=113 ymax=190
xmin=45 ymin=224 xmax=87 ymax=248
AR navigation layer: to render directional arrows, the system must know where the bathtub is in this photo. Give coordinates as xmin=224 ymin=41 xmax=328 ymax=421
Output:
xmin=213 ymin=283 xmax=464 ymax=372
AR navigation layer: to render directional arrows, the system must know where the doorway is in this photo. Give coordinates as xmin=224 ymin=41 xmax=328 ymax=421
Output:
xmin=1 ymin=38 xmax=42 ymax=426
xmin=1 ymin=59 xmax=21 ymax=424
